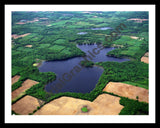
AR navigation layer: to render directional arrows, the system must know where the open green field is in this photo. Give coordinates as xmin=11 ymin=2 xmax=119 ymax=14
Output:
xmin=105 ymin=34 xmax=148 ymax=60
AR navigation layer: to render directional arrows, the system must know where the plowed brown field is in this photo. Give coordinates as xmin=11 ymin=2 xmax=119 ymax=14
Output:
xmin=12 ymin=79 xmax=39 ymax=100
xmin=12 ymin=95 xmax=44 ymax=115
xmin=34 ymin=94 xmax=124 ymax=115
xmin=141 ymin=52 xmax=149 ymax=64
xmin=12 ymin=75 xmax=20 ymax=85
xmin=103 ymin=82 xmax=149 ymax=103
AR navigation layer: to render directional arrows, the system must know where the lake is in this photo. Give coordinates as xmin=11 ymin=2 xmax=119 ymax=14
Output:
xmin=38 ymin=44 xmax=129 ymax=94
xmin=77 ymin=27 xmax=112 ymax=35
xmin=90 ymin=27 xmax=112 ymax=30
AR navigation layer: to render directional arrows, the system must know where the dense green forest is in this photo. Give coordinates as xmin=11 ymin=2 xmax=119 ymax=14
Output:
xmin=80 ymin=60 xmax=94 ymax=67
xmin=12 ymin=11 xmax=149 ymax=115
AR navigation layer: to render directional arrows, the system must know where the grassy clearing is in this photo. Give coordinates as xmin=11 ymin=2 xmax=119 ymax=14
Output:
xmin=38 ymin=44 xmax=50 ymax=48
xmin=53 ymin=39 xmax=66 ymax=45
xmin=49 ymin=45 xmax=66 ymax=53
xmin=106 ymin=35 xmax=148 ymax=60
xmin=60 ymin=48 xmax=71 ymax=56
xmin=33 ymin=63 xmax=38 ymax=66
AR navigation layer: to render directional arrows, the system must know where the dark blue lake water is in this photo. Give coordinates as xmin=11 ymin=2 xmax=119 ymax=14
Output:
xmin=38 ymin=44 xmax=129 ymax=94
xmin=90 ymin=27 xmax=112 ymax=30
xmin=77 ymin=27 xmax=112 ymax=35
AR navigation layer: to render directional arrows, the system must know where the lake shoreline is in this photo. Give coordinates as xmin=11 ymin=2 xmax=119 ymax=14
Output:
xmin=39 ymin=44 xmax=129 ymax=94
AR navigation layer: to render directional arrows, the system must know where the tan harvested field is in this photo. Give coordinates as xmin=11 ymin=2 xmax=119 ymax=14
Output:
xmin=16 ymin=22 xmax=26 ymax=24
xmin=34 ymin=94 xmax=124 ymax=115
xmin=16 ymin=18 xmax=39 ymax=25
xmin=127 ymin=18 xmax=148 ymax=23
xmin=130 ymin=36 xmax=139 ymax=39
xmin=141 ymin=52 xmax=149 ymax=64
xmin=103 ymin=82 xmax=149 ymax=103
xmin=12 ymin=75 xmax=20 ymax=85
xmin=25 ymin=45 xmax=32 ymax=47
xmin=12 ymin=95 xmax=44 ymax=115
xmin=12 ymin=33 xmax=31 ymax=39
xmin=12 ymin=79 xmax=39 ymax=100
xmin=141 ymin=57 xmax=149 ymax=63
